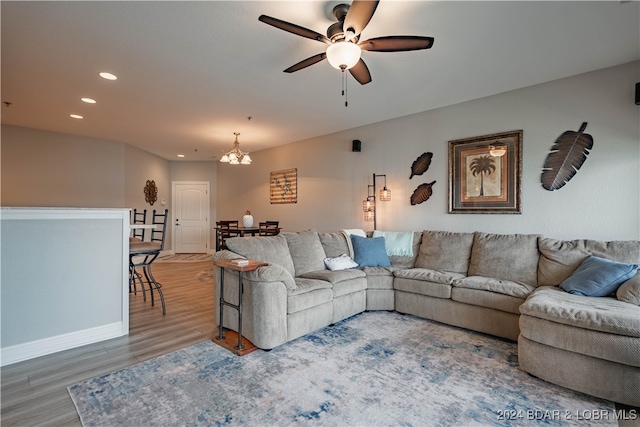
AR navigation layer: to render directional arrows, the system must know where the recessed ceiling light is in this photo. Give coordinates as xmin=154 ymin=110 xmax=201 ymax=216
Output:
xmin=70 ymin=114 xmax=83 ymax=119
xmin=99 ymin=72 xmax=117 ymax=81
xmin=177 ymin=154 xmax=185 ymax=158
xmin=81 ymin=97 xmax=96 ymax=104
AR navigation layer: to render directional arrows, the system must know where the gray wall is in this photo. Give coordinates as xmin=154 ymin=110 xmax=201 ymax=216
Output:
xmin=1 ymin=127 xmax=219 ymax=251
xmin=217 ymin=62 xmax=640 ymax=241
xmin=1 ymin=126 xmax=125 ymax=207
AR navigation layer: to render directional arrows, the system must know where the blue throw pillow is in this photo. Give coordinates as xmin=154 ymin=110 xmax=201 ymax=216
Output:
xmin=559 ymin=255 xmax=639 ymax=297
xmin=351 ymin=235 xmax=392 ymax=267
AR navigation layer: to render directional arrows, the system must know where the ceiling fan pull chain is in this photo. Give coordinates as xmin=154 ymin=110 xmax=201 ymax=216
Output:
xmin=342 ymin=68 xmax=348 ymax=107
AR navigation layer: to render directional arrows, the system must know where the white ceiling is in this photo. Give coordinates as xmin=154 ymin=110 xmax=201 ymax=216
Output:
xmin=2 ymin=1 xmax=638 ymax=161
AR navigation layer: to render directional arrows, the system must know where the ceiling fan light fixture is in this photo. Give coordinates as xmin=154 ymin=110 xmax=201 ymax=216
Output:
xmin=326 ymin=41 xmax=361 ymax=70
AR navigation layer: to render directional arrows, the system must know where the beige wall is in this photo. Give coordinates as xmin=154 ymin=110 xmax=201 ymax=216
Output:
xmin=1 ymin=126 xmax=125 ymax=207
xmin=1 ymin=126 xmax=219 ymax=251
xmin=217 ymin=62 xmax=640 ymax=241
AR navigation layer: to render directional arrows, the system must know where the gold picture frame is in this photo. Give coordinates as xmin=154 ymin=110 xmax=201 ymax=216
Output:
xmin=448 ymin=130 xmax=522 ymax=214
xmin=270 ymin=168 xmax=297 ymax=204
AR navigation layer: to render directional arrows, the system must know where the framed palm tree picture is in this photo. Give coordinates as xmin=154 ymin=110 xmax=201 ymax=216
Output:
xmin=448 ymin=130 xmax=522 ymax=214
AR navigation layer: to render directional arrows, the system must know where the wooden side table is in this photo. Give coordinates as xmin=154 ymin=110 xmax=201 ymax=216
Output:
xmin=213 ymin=259 xmax=268 ymax=351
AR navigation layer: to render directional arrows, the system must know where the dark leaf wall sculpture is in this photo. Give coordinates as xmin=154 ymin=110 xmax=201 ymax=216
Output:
xmin=409 ymin=152 xmax=433 ymax=179
xmin=410 ymin=181 xmax=436 ymax=205
xmin=541 ymin=122 xmax=593 ymax=191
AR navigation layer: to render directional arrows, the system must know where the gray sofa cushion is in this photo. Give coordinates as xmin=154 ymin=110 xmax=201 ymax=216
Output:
xmin=318 ymin=232 xmax=351 ymax=258
xmin=225 ymin=235 xmax=296 ymax=278
xmin=298 ymin=268 xmax=366 ymax=284
xmin=451 ymin=287 xmax=524 ymax=315
xmin=394 ymin=268 xmax=464 ymax=285
xmin=288 ymin=278 xmax=333 ymax=314
xmin=415 ymin=230 xmax=474 ymax=274
xmin=537 ymin=237 xmax=591 ymax=286
xmin=283 ymin=230 xmax=327 ymax=276
xmin=468 ymin=232 xmax=540 ymax=286
xmin=453 ymin=276 xmax=535 ymax=298
xmin=520 ymin=286 xmax=640 ymax=337
xmin=617 ymin=274 xmax=640 ymax=306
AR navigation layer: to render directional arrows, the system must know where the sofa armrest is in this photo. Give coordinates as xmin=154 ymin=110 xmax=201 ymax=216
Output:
xmin=213 ymin=258 xmax=292 ymax=349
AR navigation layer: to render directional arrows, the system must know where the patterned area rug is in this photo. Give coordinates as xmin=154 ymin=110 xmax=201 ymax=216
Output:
xmin=156 ymin=253 xmax=212 ymax=263
xmin=68 ymin=312 xmax=615 ymax=426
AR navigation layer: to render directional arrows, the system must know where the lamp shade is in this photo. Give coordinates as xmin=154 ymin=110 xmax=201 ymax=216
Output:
xmin=326 ymin=42 xmax=361 ymax=70
xmin=379 ymin=186 xmax=391 ymax=201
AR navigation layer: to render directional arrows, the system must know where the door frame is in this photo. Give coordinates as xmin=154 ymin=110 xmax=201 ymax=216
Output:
xmin=171 ymin=181 xmax=211 ymax=254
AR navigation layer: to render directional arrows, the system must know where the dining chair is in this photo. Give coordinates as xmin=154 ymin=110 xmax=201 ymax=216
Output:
xmin=259 ymin=220 xmax=280 ymax=236
xmin=216 ymin=220 xmax=239 ymax=251
xmin=129 ymin=209 xmax=168 ymax=315
xmin=130 ymin=208 xmax=147 ymax=242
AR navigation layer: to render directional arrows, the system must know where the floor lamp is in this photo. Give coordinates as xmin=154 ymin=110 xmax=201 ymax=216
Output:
xmin=363 ymin=173 xmax=391 ymax=230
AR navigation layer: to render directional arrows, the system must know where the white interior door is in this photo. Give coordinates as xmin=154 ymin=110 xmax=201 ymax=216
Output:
xmin=172 ymin=182 xmax=209 ymax=253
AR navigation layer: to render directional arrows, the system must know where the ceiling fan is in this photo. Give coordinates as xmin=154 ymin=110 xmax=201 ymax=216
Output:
xmin=258 ymin=0 xmax=434 ymax=86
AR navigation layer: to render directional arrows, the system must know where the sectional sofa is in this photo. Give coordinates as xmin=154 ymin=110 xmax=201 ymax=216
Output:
xmin=212 ymin=229 xmax=640 ymax=406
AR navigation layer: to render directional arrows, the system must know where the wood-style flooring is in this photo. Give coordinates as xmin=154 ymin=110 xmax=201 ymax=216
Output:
xmin=1 ymin=261 xmax=216 ymax=426
xmin=2 ymin=261 xmax=638 ymax=426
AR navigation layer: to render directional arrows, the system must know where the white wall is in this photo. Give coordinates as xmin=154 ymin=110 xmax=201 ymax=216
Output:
xmin=217 ymin=62 xmax=640 ymax=241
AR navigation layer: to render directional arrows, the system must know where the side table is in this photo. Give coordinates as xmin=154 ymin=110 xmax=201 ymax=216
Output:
xmin=213 ymin=258 xmax=268 ymax=351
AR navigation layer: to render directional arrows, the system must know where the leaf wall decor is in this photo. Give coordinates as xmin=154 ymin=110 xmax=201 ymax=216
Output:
xmin=541 ymin=122 xmax=593 ymax=191
xmin=409 ymin=152 xmax=433 ymax=179
xmin=410 ymin=181 xmax=436 ymax=205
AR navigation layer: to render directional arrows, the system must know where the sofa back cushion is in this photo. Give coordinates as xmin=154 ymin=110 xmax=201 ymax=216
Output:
xmin=468 ymin=232 xmax=540 ymax=286
xmin=372 ymin=231 xmax=422 ymax=268
xmin=538 ymin=237 xmax=640 ymax=286
xmin=538 ymin=238 xmax=591 ymax=286
xmin=415 ymin=230 xmax=474 ymax=274
xmin=283 ymin=230 xmax=327 ymax=276
xmin=225 ymin=234 xmax=296 ymax=277
xmin=318 ymin=232 xmax=351 ymax=258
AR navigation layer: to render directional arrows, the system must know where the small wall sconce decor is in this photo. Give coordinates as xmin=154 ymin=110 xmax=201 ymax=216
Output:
xmin=220 ymin=132 xmax=252 ymax=165
xmin=144 ymin=180 xmax=158 ymax=205
xmin=363 ymin=173 xmax=391 ymax=229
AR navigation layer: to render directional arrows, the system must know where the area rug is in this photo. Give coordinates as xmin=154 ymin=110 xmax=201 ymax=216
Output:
xmin=156 ymin=253 xmax=212 ymax=263
xmin=68 ymin=312 xmax=615 ymax=426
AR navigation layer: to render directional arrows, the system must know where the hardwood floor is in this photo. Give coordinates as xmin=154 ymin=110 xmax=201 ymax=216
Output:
xmin=2 ymin=261 xmax=638 ymax=426
xmin=1 ymin=261 xmax=216 ymax=426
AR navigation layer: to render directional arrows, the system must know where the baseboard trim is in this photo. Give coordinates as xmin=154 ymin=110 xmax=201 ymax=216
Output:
xmin=1 ymin=322 xmax=127 ymax=366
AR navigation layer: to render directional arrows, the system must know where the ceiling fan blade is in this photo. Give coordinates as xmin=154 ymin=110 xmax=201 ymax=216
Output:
xmin=343 ymin=0 xmax=380 ymax=38
xmin=349 ymin=59 xmax=372 ymax=85
xmin=359 ymin=36 xmax=434 ymax=52
xmin=284 ymin=53 xmax=327 ymax=73
xmin=258 ymin=15 xmax=330 ymax=44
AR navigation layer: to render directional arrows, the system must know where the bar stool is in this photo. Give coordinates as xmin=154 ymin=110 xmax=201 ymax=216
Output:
xmin=129 ymin=209 xmax=168 ymax=315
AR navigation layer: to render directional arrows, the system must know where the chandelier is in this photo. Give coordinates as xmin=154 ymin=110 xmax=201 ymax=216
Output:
xmin=220 ymin=132 xmax=252 ymax=165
